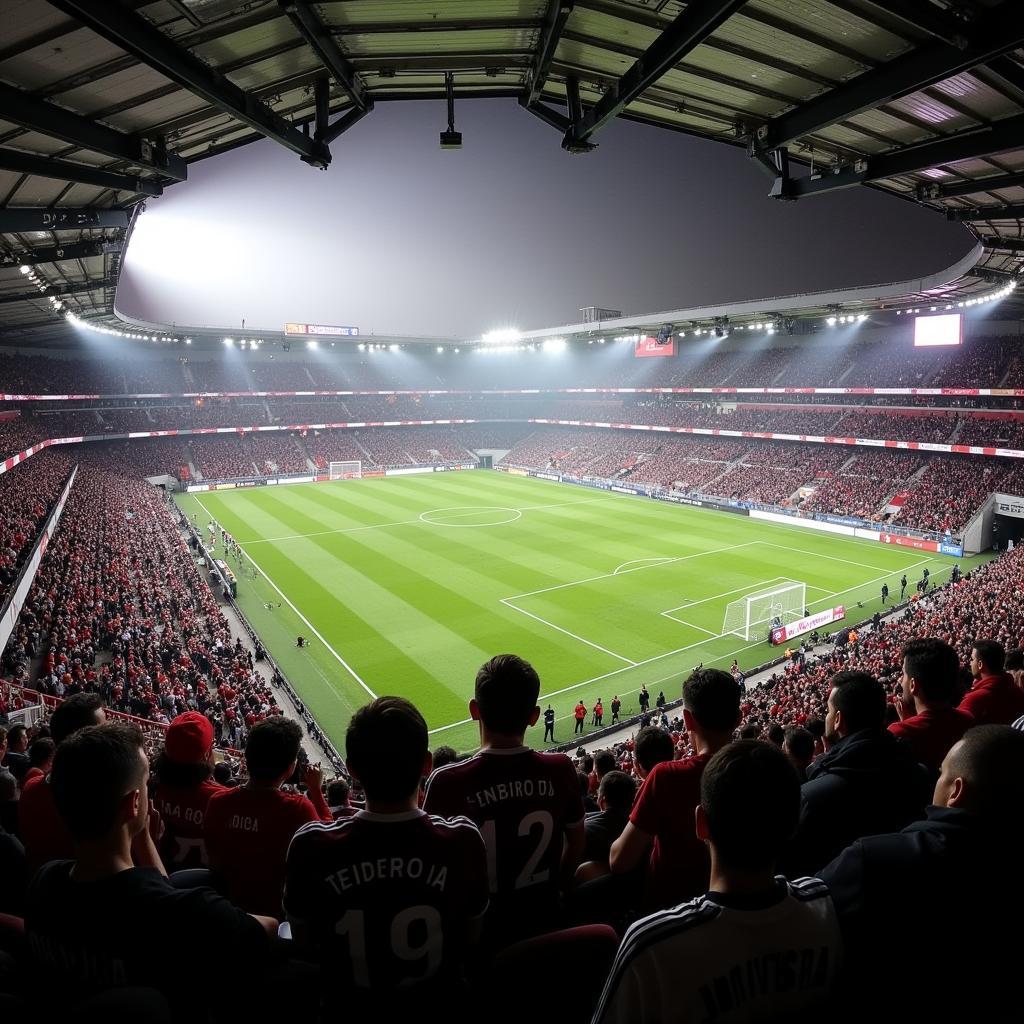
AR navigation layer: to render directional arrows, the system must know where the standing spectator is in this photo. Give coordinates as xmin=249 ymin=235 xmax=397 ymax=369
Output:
xmin=423 ymin=654 xmax=585 ymax=945
xmin=205 ymin=717 xmax=331 ymax=917
xmin=326 ymin=777 xmax=356 ymax=818
xmin=593 ymin=742 xmax=841 ymax=1024
xmin=786 ymin=671 xmax=929 ymax=876
xmin=1006 ymin=648 xmax=1024 ymax=690
xmin=820 ymin=726 xmax=1024 ymax=1020
xmin=574 ymin=699 xmax=587 ymax=735
xmin=20 ymin=693 xmax=106 ymax=872
xmin=582 ymin=771 xmax=637 ymax=869
xmin=285 ymin=697 xmax=487 ymax=1008
xmin=610 ymin=669 xmax=741 ymax=911
xmin=150 ymin=711 xmax=225 ymax=871
xmin=782 ymin=725 xmax=815 ymax=783
xmin=890 ymin=638 xmax=975 ymax=773
xmin=633 ymin=726 xmax=675 ymax=781
xmin=22 ymin=736 xmax=56 ymax=788
xmin=25 ymin=723 xmax=274 ymax=1017
xmin=959 ymin=639 xmax=1024 ymax=724
xmin=2 ymin=724 xmax=30 ymax=784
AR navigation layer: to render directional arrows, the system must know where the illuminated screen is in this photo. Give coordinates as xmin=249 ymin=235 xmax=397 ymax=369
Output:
xmin=914 ymin=313 xmax=962 ymax=347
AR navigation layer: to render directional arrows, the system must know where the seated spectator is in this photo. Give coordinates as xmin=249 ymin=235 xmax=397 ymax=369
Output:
xmin=20 ymin=693 xmax=106 ymax=872
xmin=205 ymin=717 xmax=330 ymax=917
xmin=610 ymin=669 xmax=741 ymax=911
xmin=150 ymin=712 xmax=225 ymax=870
xmin=787 ymin=671 xmax=930 ymax=876
xmin=25 ymin=723 xmax=274 ymax=1018
xmin=22 ymin=736 xmax=56 ymax=788
xmin=285 ymin=697 xmax=487 ymax=1008
xmin=1006 ymin=647 xmax=1024 ymax=690
xmin=2 ymin=724 xmax=30 ymax=784
xmin=583 ymin=770 xmax=638 ymax=869
xmin=423 ymin=654 xmax=585 ymax=945
xmin=593 ymin=741 xmax=841 ymax=1024
xmin=633 ymin=726 xmax=675 ymax=781
xmin=782 ymin=725 xmax=815 ymax=783
xmin=890 ymin=638 xmax=974 ymax=773
xmin=820 ymin=725 xmax=1024 ymax=1020
xmin=431 ymin=744 xmax=459 ymax=770
xmin=960 ymin=639 xmax=1024 ymax=725
xmin=326 ymin=777 xmax=356 ymax=818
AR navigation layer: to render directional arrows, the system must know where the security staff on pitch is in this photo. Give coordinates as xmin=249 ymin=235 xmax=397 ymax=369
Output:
xmin=543 ymin=704 xmax=555 ymax=743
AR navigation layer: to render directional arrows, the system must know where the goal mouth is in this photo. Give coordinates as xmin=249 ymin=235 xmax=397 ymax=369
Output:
xmin=722 ymin=582 xmax=807 ymax=642
xmin=328 ymin=460 xmax=362 ymax=481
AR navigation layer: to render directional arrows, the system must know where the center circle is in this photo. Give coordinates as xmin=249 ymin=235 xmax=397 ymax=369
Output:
xmin=419 ymin=506 xmax=523 ymax=527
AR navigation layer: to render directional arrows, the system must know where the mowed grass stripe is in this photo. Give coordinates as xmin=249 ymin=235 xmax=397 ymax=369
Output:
xmin=177 ymin=472 xmax=990 ymax=754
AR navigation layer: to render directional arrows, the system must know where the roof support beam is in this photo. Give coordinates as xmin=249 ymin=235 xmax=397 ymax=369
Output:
xmin=527 ymin=1 xmax=574 ymax=105
xmin=755 ymin=5 xmax=1024 ymax=151
xmin=0 ymin=207 xmax=130 ymax=233
xmin=920 ymin=170 xmax=1024 ymax=200
xmin=562 ymin=0 xmax=748 ymax=150
xmin=0 ymin=237 xmax=121 ymax=269
xmin=772 ymin=113 xmax=1024 ymax=199
xmin=946 ymin=202 xmax=1024 ymax=222
xmin=278 ymin=0 xmax=371 ymax=114
xmin=47 ymin=0 xmax=331 ymax=168
xmin=519 ymin=96 xmax=570 ymax=133
xmin=0 ymin=148 xmax=163 ymax=197
xmin=837 ymin=0 xmax=972 ymax=47
xmin=0 ymin=82 xmax=186 ymax=180
xmin=0 ymin=277 xmax=116 ymax=305
xmin=317 ymin=105 xmax=370 ymax=146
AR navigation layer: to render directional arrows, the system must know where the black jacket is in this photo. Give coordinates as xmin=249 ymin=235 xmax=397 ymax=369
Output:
xmin=786 ymin=728 xmax=930 ymax=876
xmin=819 ymin=806 xmax=1023 ymax=1021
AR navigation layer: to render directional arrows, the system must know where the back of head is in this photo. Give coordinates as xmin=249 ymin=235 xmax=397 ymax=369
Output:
xmin=635 ymin=726 xmax=674 ymax=775
xmin=244 ymin=716 xmax=303 ymax=783
xmin=50 ymin=693 xmax=105 ymax=745
xmin=51 ymin=723 xmax=146 ymax=841
xmin=474 ymin=654 xmax=540 ymax=735
xmin=8 ymin=724 xmax=27 ymax=750
xmin=903 ymin=638 xmax=961 ymax=704
xmin=347 ymin=697 xmax=427 ymax=803
xmin=598 ymin=770 xmax=637 ymax=813
xmin=432 ymin=745 xmax=458 ymax=770
xmin=29 ymin=737 xmax=57 ymax=769
xmin=701 ymin=740 xmax=800 ymax=871
xmin=582 ymin=755 xmax=594 ymax=774
xmin=1005 ymin=648 xmax=1024 ymax=674
xmin=327 ymin=777 xmax=350 ymax=806
xmin=973 ymin=638 xmax=1005 ymax=675
xmin=767 ymin=724 xmax=785 ymax=748
xmin=594 ymin=750 xmax=617 ymax=777
xmin=943 ymin=725 xmax=1024 ymax=820
xmin=683 ymin=668 xmax=741 ymax=734
xmin=830 ymin=670 xmax=886 ymax=734
xmin=783 ymin=726 xmax=815 ymax=765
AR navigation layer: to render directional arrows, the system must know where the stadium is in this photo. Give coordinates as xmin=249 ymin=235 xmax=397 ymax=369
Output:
xmin=1 ymin=1 xmax=1023 ymax=1020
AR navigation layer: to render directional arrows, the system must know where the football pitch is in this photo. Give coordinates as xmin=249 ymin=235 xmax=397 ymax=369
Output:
xmin=175 ymin=471 xmax=988 ymax=754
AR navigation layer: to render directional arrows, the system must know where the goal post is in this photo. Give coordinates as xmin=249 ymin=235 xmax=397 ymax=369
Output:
xmin=328 ymin=460 xmax=362 ymax=480
xmin=722 ymin=582 xmax=806 ymax=641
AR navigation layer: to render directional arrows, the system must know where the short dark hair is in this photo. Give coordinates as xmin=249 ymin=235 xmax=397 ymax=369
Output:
xmin=1006 ymin=648 xmax=1024 ymax=673
xmin=50 ymin=692 xmax=104 ymax=744
xmin=767 ymin=724 xmax=785 ymax=747
xmin=244 ymin=717 xmax=303 ymax=783
xmin=972 ymin=639 xmax=1005 ymax=675
xmin=805 ymin=717 xmax=826 ymax=739
xmin=946 ymin=725 xmax=1024 ymax=817
xmin=594 ymin=750 xmax=617 ymax=777
xmin=212 ymin=761 xmax=234 ymax=786
xmin=830 ymin=670 xmax=886 ymax=733
xmin=682 ymin=668 xmax=740 ymax=734
xmin=738 ymin=724 xmax=761 ymax=741
xmin=635 ymin=726 xmax=674 ymax=774
xmin=327 ymin=778 xmax=350 ymax=806
xmin=582 ymin=754 xmax=594 ymax=774
xmin=598 ymin=770 xmax=637 ymax=812
xmin=51 ymin=723 xmax=146 ymax=840
xmin=903 ymin=638 xmax=961 ymax=703
xmin=28 ymin=737 xmax=56 ymax=769
xmin=7 ymin=724 xmax=27 ymax=746
xmin=783 ymin=726 xmax=815 ymax=764
xmin=474 ymin=654 xmax=540 ymax=735
xmin=432 ymin=745 xmax=458 ymax=770
xmin=701 ymin=741 xmax=800 ymax=870
xmin=347 ymin=697 xmax=427 ymax=802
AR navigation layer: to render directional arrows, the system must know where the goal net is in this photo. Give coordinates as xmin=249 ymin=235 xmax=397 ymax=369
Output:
xmin=722 ymin=582 xmax=806 ymax=641
xmin=328 ymin=460 xmax=362 ymax=480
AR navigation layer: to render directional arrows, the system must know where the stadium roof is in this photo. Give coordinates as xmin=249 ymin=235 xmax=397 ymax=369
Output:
xmin=1 ymin=0 xmax=1023 ymax=344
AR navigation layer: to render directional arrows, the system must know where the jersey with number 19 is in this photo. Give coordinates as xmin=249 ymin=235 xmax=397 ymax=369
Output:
xmin=422 ymin=746 xmax=584 ymax=938
xmin=284 ymin=809 xmax=488 ymax=995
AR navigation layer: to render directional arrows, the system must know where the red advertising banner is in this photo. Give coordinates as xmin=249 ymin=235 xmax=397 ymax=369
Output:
xmin=879 ymin=533 xmax=941 ymax=553
xmin=635 ymin=336 xmax=676 ymax=358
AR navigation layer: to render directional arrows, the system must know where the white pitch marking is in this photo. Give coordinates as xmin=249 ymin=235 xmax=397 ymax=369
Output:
xmin=499 ymin=597 xmax=638 ymax=666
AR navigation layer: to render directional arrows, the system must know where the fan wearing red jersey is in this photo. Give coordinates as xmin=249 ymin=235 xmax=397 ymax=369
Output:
xmin=422 ymin=654 xmax=586 ymax=944
xmin=151 ymin=712 xmax=225 ymax=870
xmin=285 ymin=697 xmax=487 ymax=1010
xmin=205 ymin=717 xmax=331 ymax=917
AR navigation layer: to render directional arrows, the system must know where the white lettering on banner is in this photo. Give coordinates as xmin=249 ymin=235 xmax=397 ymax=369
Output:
xmin=995 ymin=493 xmax=1024 ymax=519
xmin=771 ymin=606 xmax=846 ymax=645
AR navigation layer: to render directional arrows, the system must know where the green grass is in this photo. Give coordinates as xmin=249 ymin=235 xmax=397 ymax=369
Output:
xmin=175 ymin=471 xmax=991 ymax=754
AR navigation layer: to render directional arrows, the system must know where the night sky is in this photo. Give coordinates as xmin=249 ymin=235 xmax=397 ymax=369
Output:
xmin=118 ymin=98 xmax=974 ymax=340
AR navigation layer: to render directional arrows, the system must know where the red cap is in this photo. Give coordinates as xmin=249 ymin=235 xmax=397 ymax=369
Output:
xmin=165 ymin=712 xmax=214 ymax=764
